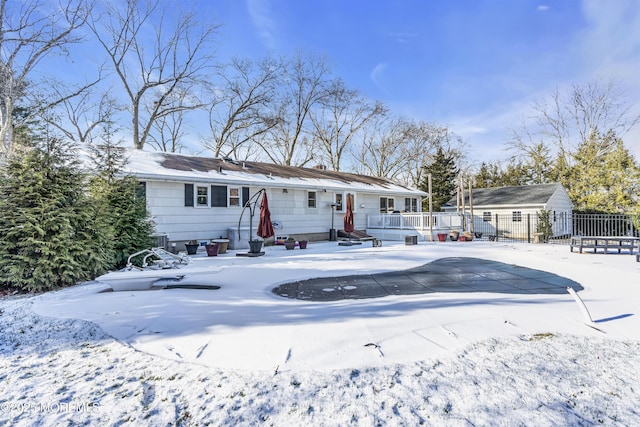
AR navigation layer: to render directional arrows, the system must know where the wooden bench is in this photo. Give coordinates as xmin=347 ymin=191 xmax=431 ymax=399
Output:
xmin=570 ymin=236 xmax=640 ymax=255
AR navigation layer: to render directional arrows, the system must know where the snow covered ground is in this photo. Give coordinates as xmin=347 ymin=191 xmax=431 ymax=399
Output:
xmin=2 ymin=240 xmax=640 ymax=425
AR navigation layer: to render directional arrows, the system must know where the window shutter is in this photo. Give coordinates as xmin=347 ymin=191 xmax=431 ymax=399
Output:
xmin=242 ymin=187 xmax=250 ymax=207
xmin=211 ymin=185 xmax=228 ymax=207
xmin=184 ymin=184 xmax=194 ymax=207
xmin=137 ymin=182 xmax=147 ymax=200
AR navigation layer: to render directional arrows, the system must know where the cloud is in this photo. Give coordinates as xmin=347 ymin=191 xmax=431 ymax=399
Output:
xmin=246 ymin=0 xmax=278 ymax=49
xmin=386 ymin=31 xmax=418 ymax=44
xmin=537 ymin=5 xmax=549 ymax=12
xmin=370 ymin=63 xmax=388 ymax=92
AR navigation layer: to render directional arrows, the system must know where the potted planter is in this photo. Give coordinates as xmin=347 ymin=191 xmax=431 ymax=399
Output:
xmin=249 ymin=239 xmax=263 ymax=254
xmin=185 ymin=240 xmax=199 ymax=255
xmin=211 ymin=238 xmax=229 ymax=254
xmin=437 ymin=233 xmax=447 ymax=242
xmin=463 ymin=231 xmax=474 ymax=241
xmin=449 ymin=230 xmax=460 ymax=241
xmin=205 ymin=243 xmax=219 ymax=256
xmin=284 ymin=238 xmax=296 ymax=250
xmin=299 ymin=240 xmax=308 ymax=249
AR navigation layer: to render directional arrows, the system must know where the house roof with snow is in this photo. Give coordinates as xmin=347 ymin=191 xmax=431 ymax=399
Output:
xmin=443 ymin=183 xmax=572 ymax=209
xmin=121 ymin=149 xmax=426 ymax=196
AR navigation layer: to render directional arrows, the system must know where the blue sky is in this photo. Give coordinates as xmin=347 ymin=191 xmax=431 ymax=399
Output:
xmin=201 ymin=0 xmax=640 ymax=162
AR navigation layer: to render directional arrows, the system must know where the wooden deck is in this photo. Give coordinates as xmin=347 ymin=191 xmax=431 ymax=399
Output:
xmin=570 ymin=236 xmax=640 ymax=254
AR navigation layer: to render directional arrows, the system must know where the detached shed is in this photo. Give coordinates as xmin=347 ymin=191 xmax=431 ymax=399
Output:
xmin=443 ymin=183 xmax=573 ymax=238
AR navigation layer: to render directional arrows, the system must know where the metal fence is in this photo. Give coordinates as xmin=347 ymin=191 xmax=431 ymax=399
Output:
xmin=367 ymin=212 xmax=638 ymax=244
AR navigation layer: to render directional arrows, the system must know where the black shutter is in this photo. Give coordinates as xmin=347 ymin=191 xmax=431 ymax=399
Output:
xmin=211 ymin=185 xmax=228 ymax=207
xmin=184 ymin=184 xmax=194 ymax=206
xmin=137 ymin=182 xmax=146 ymax=200
xmin=242 ymin=187 xmax=250 ymax=207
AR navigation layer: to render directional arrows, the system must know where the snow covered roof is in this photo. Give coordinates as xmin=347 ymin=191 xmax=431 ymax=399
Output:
xmin=444 ymin=183 xmax=569 ymax=208
xmin=122 ymin=149 xmax=427 ymax=196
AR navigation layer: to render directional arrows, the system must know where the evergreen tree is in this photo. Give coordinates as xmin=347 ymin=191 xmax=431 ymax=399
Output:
xmin=536 ymin=209 xmax=553 ymax=241
xmin=567 ymin=130 xmax=640 ymax=213
xmin=419 ymin=147 xmax=458 ymax=211
xmin=473 ymin=161 xmax=530 ymax=188
xmin=88 ymin=127 xmax=155 ymax=269
xmin=0 ymin=140 xmax=111 ymax=292
xmin=474 ymin=162 xmax=502 ymax=188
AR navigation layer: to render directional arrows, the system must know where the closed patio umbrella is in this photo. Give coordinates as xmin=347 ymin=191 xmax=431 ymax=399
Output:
xmin=343 ymin=193 xmax=354 ymax=240
xmin=257 ymin=191 xmax=274 ymax=240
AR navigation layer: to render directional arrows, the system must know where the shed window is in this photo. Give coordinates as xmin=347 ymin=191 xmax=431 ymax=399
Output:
xmin=483 ymin=212 xmax=492 ymax=222
xmin=512 ymin=211 xmax=522 ymax=222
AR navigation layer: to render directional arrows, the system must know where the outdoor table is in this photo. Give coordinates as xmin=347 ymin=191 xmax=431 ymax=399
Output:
xmin=570 ymin=236 xmax=640 ymax=254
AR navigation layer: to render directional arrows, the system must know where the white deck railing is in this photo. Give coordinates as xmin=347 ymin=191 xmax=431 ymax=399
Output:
xmin=367 ymin=212 xmax=465 ymax=231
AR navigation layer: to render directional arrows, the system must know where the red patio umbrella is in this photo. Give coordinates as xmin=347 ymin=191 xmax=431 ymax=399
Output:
xmin=343 ymin=193 xmax=354 ymax=234
xmin=257 ymin=191 xmax=275 ymax=239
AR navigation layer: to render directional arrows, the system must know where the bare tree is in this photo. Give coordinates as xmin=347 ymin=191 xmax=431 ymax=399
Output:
xmin=310 ymin=78 xmax=386 ymax=171
xmin=402 ymin=120 xmax=463 ymax=187
xmin=87 ymin=0 xmax=217 ymax=150
xmin=148 ymin=106 xmax=187 ymax=153
xmin=352 ymin=117 xmax=463 ymax=187
xmin=353 ymin=115 xmax=408 ymax=180
xmin=203 ymin=56 xmax=281 ymax=158
xmin=0 ymin=0 xmax=90 ymax=158
xmin=510 ymin=78 xmax=640 ymax=169
xmin=257 ymin=51 xmax=331 ymax=166
xmin=41 ymin=75 xmax=123 ymax=144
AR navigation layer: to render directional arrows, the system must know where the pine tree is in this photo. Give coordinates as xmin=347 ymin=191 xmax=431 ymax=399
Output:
xmin=88 ymin=128 xmax=155 ymax=269
xmin=473 ymin=161 xmax=530 ymax=188
xmin=419 ymin=147 xmax=459 ymax=211
xmin=0 ymin=140 xmax=111 ymax=292
xmin=567 ymin=130 xmax=640 ymax=213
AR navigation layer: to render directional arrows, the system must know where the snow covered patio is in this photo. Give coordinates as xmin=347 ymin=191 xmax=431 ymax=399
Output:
xmin=2 ymin=240 xmax=640 ymax=425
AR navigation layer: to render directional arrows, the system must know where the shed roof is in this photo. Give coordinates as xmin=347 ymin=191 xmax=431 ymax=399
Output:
xmin=444 ymin=183 xmax=565 ymax=207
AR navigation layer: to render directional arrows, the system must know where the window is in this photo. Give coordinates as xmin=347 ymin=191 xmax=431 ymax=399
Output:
xmin=483 ymin=211 xmax=492 ymax=222
xmin=196 ymin=186 xmax=208 ymax=206
xmin=380 ymin=197 xmax=395 ymax=213
xmin=185 ymin=185 xmax=249 ymax=208
xmin=229 ymin=187 xmax=240 ymax=207
xmin=335 ymin=193 xmax=343 ymax=211
xmin=512 ymin=211 xmax=522 ymax=222
xmin=137 ymin=182 xmax=146 ymax=201
xmin=210 ymin=185 xmax=227 ymax=207
xmin=308 ymin=191 xmax=317 ymax=208
xmin=184 ymin=183 xmax=211 ymax=207
xmin=404 ymin=198 xmax=418 ymax=212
